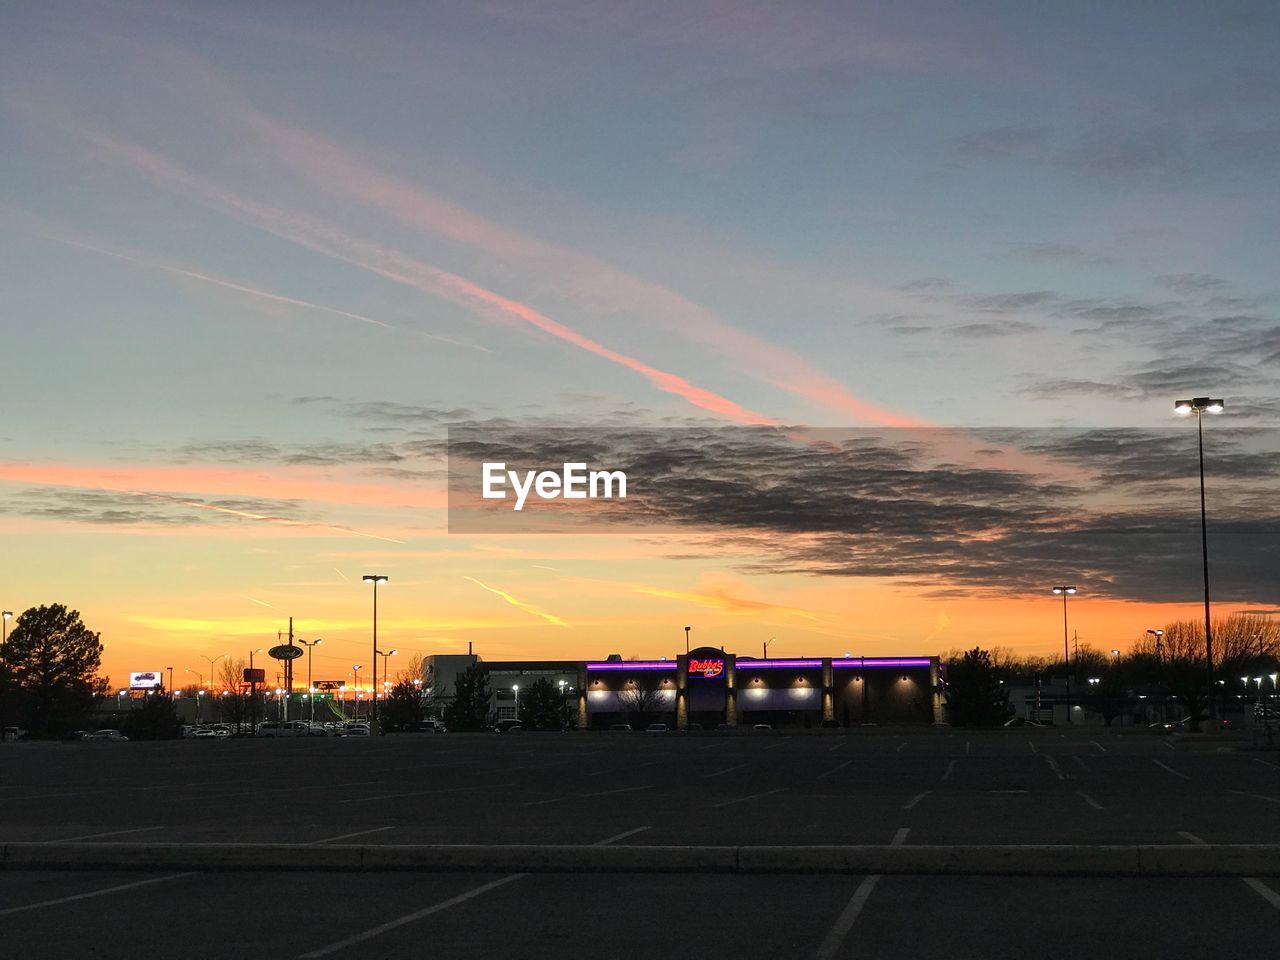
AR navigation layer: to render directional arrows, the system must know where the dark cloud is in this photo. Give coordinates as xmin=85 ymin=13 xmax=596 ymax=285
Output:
xmin=446 ymin=422 xmax=1280 ymax=603
xmin=0 ymin=489 xmax=306 ymax=526
xmin=1156 ymin=273 xmax=1228 ymax=294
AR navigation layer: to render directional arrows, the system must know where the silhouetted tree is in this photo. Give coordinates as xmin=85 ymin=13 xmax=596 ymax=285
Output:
xmin=5 ymin=605 xmax=106 ymax=737
xmin=379 ymin=679 xmax=425 ymax=732
xmin=518 ymin=678 xmax=570 ymax=731
xmin=443 ymin=665 xmax=491 ymax=731
xmin=617 ymin=677 xmax=672 ymax=726
xmin=944 ymin=648 xmax=1009 ymax=728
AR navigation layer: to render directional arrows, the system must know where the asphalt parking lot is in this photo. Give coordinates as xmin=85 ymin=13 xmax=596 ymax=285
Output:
xmin=3 ymin=729 xmax=1279 ymax=958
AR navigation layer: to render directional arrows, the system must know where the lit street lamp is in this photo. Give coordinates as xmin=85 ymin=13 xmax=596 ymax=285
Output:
xmin=299 ymin=639 xmax=322 ymax=722
xmin=200 ymin=653 xmax=228 ymax=692
xmin=352 ymin=665 xmax=363 ymax=716
xmin=1052 ymin=586 xmax=1077 ymax=723
xmin=764 ymin=636 xmax=776 ymax=660
xmin=363 ymin=575 xmax=389 ymax=720
xmin=1 ymin=610 xmax=12 ymax=653
xmin=512 ymin=683 xmax=520 ymax=718
xmin=1175 ymin=396 xmax=1224 ymax=709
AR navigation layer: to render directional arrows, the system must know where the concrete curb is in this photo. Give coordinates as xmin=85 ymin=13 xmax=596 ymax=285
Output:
xmin=4 ymin=842 xmax=1280 ymax=876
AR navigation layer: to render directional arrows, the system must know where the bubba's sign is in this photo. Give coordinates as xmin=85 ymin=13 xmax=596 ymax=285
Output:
xmin=689 ymin=657 xmax=725 ymax=679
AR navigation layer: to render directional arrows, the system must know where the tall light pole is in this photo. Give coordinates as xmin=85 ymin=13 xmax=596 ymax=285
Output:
xmin=200 ymin=653 xmax=228 ymax=692
xmin=764 ymin=636 xmax=776 ymax=660
xmin=512 ymin=683 xmax=520 ymax=719
xmin=185 ymin=668 xmax=204 ymax=689
xmin=1052 ymin=586 xmax=1077 ymax=723
xmin=684 ymin=625 xmax=691 ymax=655
xmin=352 ymin=665 xmax=363 ymax=717
xmin=1 ymin=610 xmax=11 ymax=655
xmin=299 ymin=639 xmax=322 ymax=723
xmin=247 ymin=647 xmax=263 ymax=732
xmin=167 ymin=666 xmax=174 ymax=694
xmin=1175 ymin=397 xmax=1224 ymax=714
xmin=1146 ymin=628 xmax=1164 ymax=661
xmin=363 ymin=575 xmax=388 ymax=720
xmin=376 ymin=648 xmax=397 ymax=706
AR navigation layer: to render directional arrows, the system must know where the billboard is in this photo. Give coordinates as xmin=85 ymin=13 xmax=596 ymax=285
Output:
xmin=243 ymin=667 xmax=266 ymax=684
xmin=313 ymin=680 xmax=345 ymax=691
xmin=129 ymin=671 xmax=163 ymax=690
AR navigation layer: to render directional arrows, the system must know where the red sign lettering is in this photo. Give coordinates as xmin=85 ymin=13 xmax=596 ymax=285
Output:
xmin=689 ymin=658 xmax=724 ymax=678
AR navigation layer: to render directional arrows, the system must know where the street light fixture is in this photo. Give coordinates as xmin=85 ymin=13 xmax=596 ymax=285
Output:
xmin=199 ymin=653 xmax=228 ymax=692
xmin=684 ymin=625 xmax=691 ymax=654
xmin=363 ymin=575 xmax=389 ymax=720
xmin=1051 ymin=586 xmax=1077 ymax=723
xmin=376 ymin=648 xmax=397 ymax=705
xmin=764 ymin=636 xmax=776 ymax=660
xmin=352 ymin=665 xmax=363 ymax=716
xmin=512 ymin=683 xmax=520 ymax=718
xmin=1175 ymin=396 xmax=1224 ymax=710
xmin=298 ymin=639 xmax=322 ymax=722
xmin=1 ymin=610 xmax=12 ymax=653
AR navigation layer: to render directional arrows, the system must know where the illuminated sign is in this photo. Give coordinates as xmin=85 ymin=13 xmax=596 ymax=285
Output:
xmin=129 ymin=671 xmax=162 ymax=690
xmin=243 ymin=667 xmax=266 ymax=684
xmin=313 ymin=680 xmax=345 ymax=691
xmin=689 ymin=657 xmax=725 ymax=679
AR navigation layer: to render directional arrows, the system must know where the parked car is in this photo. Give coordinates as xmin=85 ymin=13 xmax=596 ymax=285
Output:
xmin=1004 ymin=717 xmax=1044 ymax=728
xmin=2 ymin=726 xmax=29 ymax=741
xmin=608 ymin=723 xmax=633 ymax=732
xmin=495 ymin=719 xmax=524 ymax=733
xmin=61 ymin=730 xmax=91 ymax=742
xmin=751 ymin=723 xmax=772 ymax=731
xmin=644 ymin=723 xmax=670 ymax=733
xmin=89 ymin=729 xmax=129 ymax=741
xmin=191 ymin=728 xmax=219 ymax=739
xmin=341 ymin=725 xmax=370 ymax=737
xmin=255 ymin=720 xmax=311 ymax=738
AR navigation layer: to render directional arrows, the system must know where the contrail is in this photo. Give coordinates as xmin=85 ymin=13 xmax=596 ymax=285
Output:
xmin=463 ymin=575 xmax=569 ymax=627
xmin=45 ymin=233 xmax=490 ymax=353
xmin=244 ymin=596 xmax=288 ymax=614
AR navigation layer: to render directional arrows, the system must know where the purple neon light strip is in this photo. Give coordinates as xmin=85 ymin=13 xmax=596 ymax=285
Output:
xmin=744 ymin=659 xmax=823 ymax=669
xmin=832 ymin=657 xmax=931 ymax=669
xmin=586 ymin=661 xmax=676 ymax=671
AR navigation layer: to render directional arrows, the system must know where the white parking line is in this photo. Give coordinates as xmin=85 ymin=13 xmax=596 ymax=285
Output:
xmin=0 ymin=872 xmax=196 ymax=917
xmin=941 ymin=760 xmax=956 ymax=782
xmin=1163 ymin=740 xmax=1176 ymax=751
xmin=595 ymin=826 xmax=651 ymax=845
xmin=299 ymin=876 xmax=524 ymax=958
xmin=895 ymin=742 xmax=907 ymax=753
xmin=764 ymin=740 xmax=789 ymax=751
xmin=813 ymin=827 xmax=908 ymax=959
xmin=52 ymin=826 xmax=167 ymax=842
xmin=1178 ymin=832 xmax=1280 ymax=913
xmin=711 ymin=788 xmax=786 ymax=809
xmin=1253 ymin=758 xmax=1280 ymax=771
xmin=1228 ymin=789 xmax=1280 ymax=804
xmin=1045 ymin=755 xmax=1065 ymax=780
xmin=1152 ymin=759 xmax=1190 ymax=781
xmin=817 ymin=760 xmax=853 ymax=781
xmin=965 ymin=741 xmax=971 ymax=755
xmin=829 ymin=742 xmax=845 ymax=752
xmin=314 ymin=827 xmax=396 ymax=843
xmin=1027 ymin=740 xmax=1037 ymax=754
xmin=1091 ymin=741 xmax=1106 ymax=753
xmin=1077 ymin=791 xmax=1104 ymax=810
xmin=903 ymin=790 xmax=931 ymax=810
xmin=298 ymin=826 xmax=648 ymax=958
xmin=1243 ymin=878 xmax=1280 ymax=911
xmin=701 ymin=764 xmax=748 ymax=779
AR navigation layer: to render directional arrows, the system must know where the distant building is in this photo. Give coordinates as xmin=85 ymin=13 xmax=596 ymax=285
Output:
xmin=423 ymin=647 xmax=941 ymax=728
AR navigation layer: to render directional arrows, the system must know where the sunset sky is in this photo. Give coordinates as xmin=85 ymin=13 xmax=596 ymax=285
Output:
xmin=2 ymin=2 xmax=1278 ymax=689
